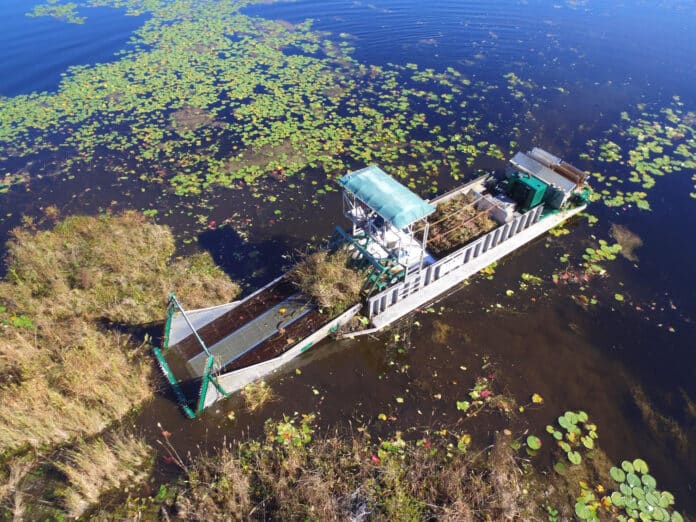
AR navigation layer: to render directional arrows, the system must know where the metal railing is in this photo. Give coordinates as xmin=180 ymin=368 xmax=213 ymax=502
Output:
xmin=366 ymin=205 xmax=544 ymax=318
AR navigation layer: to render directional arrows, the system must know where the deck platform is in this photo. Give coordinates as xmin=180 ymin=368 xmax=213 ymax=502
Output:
xmin=184 ymin=292 xmax=314 ymax=378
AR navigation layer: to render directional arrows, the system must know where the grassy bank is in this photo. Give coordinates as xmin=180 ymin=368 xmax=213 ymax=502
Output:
xmin=0 ymin=210 xmax=239 ymax=519
xmin=93 ymin=412 xmax=686 ymax=521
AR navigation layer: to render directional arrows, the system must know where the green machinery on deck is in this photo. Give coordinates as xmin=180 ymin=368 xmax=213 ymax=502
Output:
xmin=506 ymin=172 xmax=547 ymax=212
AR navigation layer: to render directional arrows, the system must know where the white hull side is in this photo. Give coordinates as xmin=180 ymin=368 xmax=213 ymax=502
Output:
xmin=202 ymin=304 xmax=362 ymax=408
xmin=370 ymin=205 xmax=586 ymax=330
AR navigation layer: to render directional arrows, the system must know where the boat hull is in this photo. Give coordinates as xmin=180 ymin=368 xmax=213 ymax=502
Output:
xmin=364 ymin=204 xmax=586 ymax=332
xmin=201 ymin=303 xmax=361 ymax=408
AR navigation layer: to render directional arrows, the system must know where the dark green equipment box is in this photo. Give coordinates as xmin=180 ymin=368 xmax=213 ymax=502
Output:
xmin=507 ymin=173 xmax=547 ymax=212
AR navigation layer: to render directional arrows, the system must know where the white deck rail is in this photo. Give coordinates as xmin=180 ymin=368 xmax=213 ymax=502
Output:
xmin=366 ymin=205 xmax=544 ymax=318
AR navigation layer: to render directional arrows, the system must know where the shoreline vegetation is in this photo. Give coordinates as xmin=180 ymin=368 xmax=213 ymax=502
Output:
xmin=0 ymin=210 xmax=238 ymax=519
xmin=0 ymin=214 xmax=689 ymax=520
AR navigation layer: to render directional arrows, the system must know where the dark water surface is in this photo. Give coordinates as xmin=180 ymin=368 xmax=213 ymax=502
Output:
xmin=1 ymin=0 xmax=695 ymax=513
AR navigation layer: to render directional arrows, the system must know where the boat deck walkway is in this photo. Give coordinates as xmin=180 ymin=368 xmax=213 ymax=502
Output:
xmin=186 ymin=292 xmax=315 ymax=378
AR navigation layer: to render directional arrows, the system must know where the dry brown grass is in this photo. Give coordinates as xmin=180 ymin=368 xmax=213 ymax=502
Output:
xmin=0 ymin=328 xmax=152 ymax=454
xmin=0 ymin=454 xmax=35 ymax=521
xmin=288 ymin=248 xmax=364 ymax=313
xmin=0 ymin=212 xmax=239 ymax=455
xmin=175 ymin=443 xmax=251 ymax=521
xmin=3 ymin=211 xmax=238 ymax=325
xmin=158 ymin=422 xmax=547 ymax=521
xmin=56 ymin=432 xmax=152 ymax=518
xmin=242 ymin=380 xmax=275 ymax=412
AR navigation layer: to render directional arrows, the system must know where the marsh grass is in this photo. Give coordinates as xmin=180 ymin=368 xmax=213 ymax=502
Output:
xmin=0 ymin=454 xmax=35 ymax=520
xmin=0 ymin=212 xmax=238 ymax=455
xmin=4 ymin=211 xmax=239 ymax=325
xmin=152 ymin=422 xmax=547 ymax=521
xmin=288 ymin=248 xmax=365 ymax=314
xmin=56 ymin=432 xmax=153 ymax=518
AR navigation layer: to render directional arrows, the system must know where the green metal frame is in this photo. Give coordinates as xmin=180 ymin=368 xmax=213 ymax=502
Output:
xmin=157 ymin=293 xmax=231 ymax=418
xmin=195 ymin=355 xmax=230 ymax=415
xmin=154 ymin=347 xmax=195 ymax=419
xmin=332 ymin=226 xmax=405 ymax=296
xmin=162 ymin=293 xmax=176 ymax=350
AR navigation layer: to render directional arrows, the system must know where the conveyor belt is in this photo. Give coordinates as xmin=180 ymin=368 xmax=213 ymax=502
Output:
xmin=186 ymin=293 xmax=315 ymax=378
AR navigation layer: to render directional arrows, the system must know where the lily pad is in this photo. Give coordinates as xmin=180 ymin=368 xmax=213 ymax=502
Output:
xmin=627 ymin=472 xmax=641 ymax=487
xmin=610 ymin=466 xmax=626 ymax=483
xmin=563 ymin=411 xmax=579 ymax=425
xmin=645 ymin=492 xmax=659 ymax=507
xmin=633 ymin=458 xmax=649 ymax=474
xmin=575 ymin=501 xmax=592 ymax=520
xmin=526 ymin=435 xmax=542 ymax=450
xmin=456 ymin=400 xmax=470 ymax=412
xmin=581 ymin=435 xmax=594 ymax=449
xmin=642 ymin=474 xmax=657 ymax=490
xmin=622 ymin=460 xmax=635 ymax=474
xmin=567 ymin=450 xmax=582 ymax=465
xmin=620 ymin=483 xmax=633 ymax=497
xmin=659 ymin=492 xmax=674 ymax=507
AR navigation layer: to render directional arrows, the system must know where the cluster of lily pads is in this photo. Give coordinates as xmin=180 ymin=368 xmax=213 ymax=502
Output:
xmin=607 ymin=459 xmax=683 ymax=522
xmin=27 ymin=2 xmax=86 ymax=24
xmin=545 ymin=410 xmax=597 ymax=465
xmin=2 ymin=0 xmax=533 ymax=202
xmin=575 ymin=459 xmax=683 ymax=522
xmin=582 ymin=98 xmax=696 ymax=209
xmin=582 ymin=240 xmax=622 ymax=274
xmin=0 ymin=0 xmax=588 ymax=250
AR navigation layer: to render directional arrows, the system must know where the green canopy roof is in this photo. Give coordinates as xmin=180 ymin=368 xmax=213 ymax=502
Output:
xmin=339 ymin=166 xmax=435 ymax=229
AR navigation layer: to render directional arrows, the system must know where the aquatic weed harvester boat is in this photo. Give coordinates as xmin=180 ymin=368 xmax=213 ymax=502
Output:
xmin=155 ymin=148 xmax=590 ymax=417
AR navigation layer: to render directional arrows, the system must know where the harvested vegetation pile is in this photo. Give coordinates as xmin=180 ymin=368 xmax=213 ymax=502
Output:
xmin=0 ymin=210 xmax=239 ymax=519
xmin=427 ymin=193 xmax=497 ymax=256
xmin=288 ymin=248 xmax=364 ymax=313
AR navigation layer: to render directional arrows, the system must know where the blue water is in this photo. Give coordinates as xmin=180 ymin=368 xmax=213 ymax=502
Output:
xmin=245 ymin=0 xmax=696 ymax=103
xmin=0 ymin=0 xmax=145 ymax=96
xmin=1 ymin=0 xmax=695 ymax=513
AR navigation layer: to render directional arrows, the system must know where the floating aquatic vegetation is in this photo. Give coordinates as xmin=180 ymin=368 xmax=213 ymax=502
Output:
xmin=604 ymin=459 xmax=684 ymax=522
xmin=526 ymin=435 xmax=542 ymax=451
xmin=27 ymin=2 xmax=86 ymax=24
xmin=583 ymin=97 xmax=696 ymax=211
xmin=456 ymin=373 xmax=516 ymax=418
xmin=1 ymin=0 xmax=541 ymax=227
xmin=545 ymin=410 xmax=598 ymax=465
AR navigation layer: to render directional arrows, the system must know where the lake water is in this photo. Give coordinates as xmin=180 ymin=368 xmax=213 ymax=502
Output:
xmin=1 ymin=0 xmax=695 ymax=513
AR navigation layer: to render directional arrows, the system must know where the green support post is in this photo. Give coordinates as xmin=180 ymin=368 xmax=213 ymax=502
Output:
xmin=196 ymin=356 xmax=216 ymax=415
xmin=162 ymin=293 xmax=176 ymax=350
xmin=154 ymin=347 xmax=196 ymax=419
